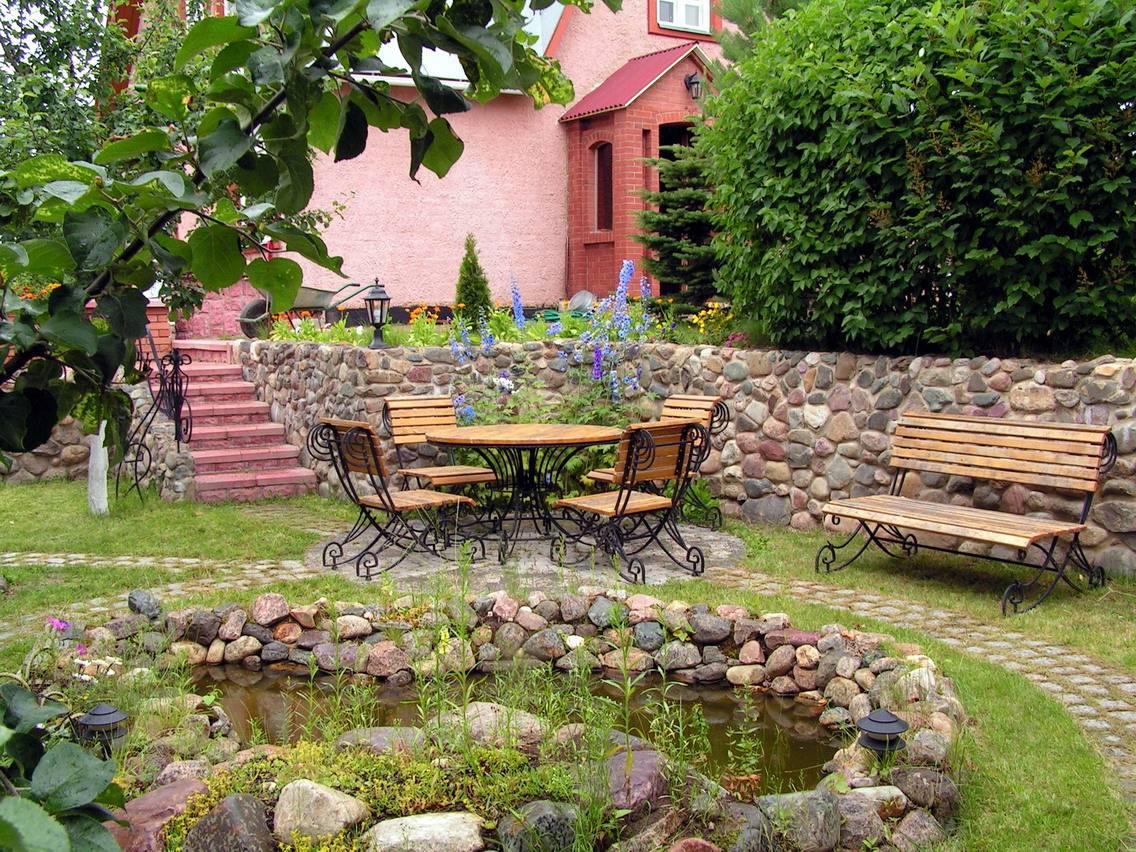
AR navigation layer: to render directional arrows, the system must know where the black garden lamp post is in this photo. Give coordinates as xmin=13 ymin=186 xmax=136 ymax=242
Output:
xmin=856 ymin=708 xmax=909 ymax=754
xmin=684 ymin=72 xmax=703 ymax=101
xmin=75 ymin=702 xmax=129 ymax=757
xmin=364 ymin=278 xmax=392 ymax=350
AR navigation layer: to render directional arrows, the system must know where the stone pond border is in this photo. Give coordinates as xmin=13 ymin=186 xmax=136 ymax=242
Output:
xmin=81 ymin=587 xmax=966 ymax=851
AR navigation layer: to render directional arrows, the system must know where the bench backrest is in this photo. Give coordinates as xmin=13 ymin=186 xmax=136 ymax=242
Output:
xmin=613 ymin=420 xmax=705 ymax=486
xmin=891 ymin=412 xmax=1114 ymax=493
xmin=320 ymin=417 xmax=386 ymax=477
xmin=660 ymin=394 xmax=729 ymax=436
xmin=384 ymin=396 xmax=458 ymax=445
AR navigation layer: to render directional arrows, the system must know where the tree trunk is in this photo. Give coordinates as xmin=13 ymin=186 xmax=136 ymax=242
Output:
xmin=87 ymin=421 xmax=109 ymax=516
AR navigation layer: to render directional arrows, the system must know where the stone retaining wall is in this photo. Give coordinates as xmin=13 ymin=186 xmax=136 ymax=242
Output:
xmin=236 ymin=340 xmax=1136 ymax=576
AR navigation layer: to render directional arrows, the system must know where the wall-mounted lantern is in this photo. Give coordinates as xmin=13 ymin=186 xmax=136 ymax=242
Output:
xmin=684 ymin=72 xmax=703 ymax=101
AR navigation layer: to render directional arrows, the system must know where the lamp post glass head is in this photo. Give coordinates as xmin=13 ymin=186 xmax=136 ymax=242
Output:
xmin=684 ymin=72 xmax=703 ymax=100
xmin=76 ymin=702 xmax=128 ymax=755
xmin=364 ymin=279 xmax=391 ymax=349
xmin=856 ymin=708 xmax=909 ymax=754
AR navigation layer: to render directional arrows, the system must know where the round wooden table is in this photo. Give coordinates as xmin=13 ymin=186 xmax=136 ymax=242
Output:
xmin=425 ymin=423 xmax=622 ymax=559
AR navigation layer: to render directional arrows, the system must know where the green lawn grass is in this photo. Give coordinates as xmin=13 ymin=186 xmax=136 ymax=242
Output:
xmin=730 ymin=522 xmax=1136 ymax=673
xmin=0 ymin=480 xmax=356 ymax=562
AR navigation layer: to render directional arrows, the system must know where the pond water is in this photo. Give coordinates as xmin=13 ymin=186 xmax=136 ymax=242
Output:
xmin=196 ymin=666 xmax=843 ymax=796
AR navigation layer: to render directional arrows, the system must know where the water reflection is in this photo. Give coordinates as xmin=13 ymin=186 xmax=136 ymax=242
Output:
xmin=196 ymin=667 xmax=844 ymax=795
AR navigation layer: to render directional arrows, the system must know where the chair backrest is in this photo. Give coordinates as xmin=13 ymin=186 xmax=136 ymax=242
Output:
xmin=613 ymin=420 xmax=709 ymax=487
xmin=384 ymin=396 xmax=458 ymax=445
xmin=891 ymin=411 xmax=1115 ymax=493
xmin=320 ymin=418 xmax=387 ymax=477
xmin=660 ymin=394 xmax=730 ymax=436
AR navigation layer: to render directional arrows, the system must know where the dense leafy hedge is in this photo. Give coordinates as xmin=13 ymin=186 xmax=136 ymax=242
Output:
xmin=701 ymin=0 xmax=1136 ymax=353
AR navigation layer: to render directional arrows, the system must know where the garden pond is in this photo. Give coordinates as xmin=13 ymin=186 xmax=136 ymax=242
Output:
xmin=194 ymin=666 xmax=843 ymax=796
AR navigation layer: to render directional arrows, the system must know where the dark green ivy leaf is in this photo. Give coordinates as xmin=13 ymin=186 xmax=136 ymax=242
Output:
xmin=334 ymin=101 xmax=369 ymax=162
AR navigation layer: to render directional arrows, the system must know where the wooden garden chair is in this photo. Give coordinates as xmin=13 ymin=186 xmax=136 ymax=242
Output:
xmin=307 ymin=418 xmax=478 ymax=579
xmin=556 ymin=420 xmax=710 ymax=583
xmin=584 ymin=393 xmax=729 ymax=528
xmin=383 ymin=396 xmax=497 ymax=488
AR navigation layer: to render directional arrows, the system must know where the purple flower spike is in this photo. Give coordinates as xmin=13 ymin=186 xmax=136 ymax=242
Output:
xmin=592 ymin=345 xmax=603 ymax=380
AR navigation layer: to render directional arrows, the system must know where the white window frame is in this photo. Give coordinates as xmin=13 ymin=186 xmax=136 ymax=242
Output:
xmin=656 ymin=0 xmax=711 ymax=34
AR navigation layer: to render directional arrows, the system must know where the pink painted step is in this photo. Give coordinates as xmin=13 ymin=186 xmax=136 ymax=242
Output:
xmin=186 ymin=380 xmax=258 ymax=402
xmin=195 ymin=467 xmax=317 ymax=502
xmin=181 ymin=363 xmax=244 ymax=383
xmin=174 ymin=339 xmax=236 ymax=363
xmin=192 ymin=444 xmax=300 ymax=474
xmin=192 ymin=399 xmax=272 ymax=426
xmin=190 ymin=422 xmax=284 ymax=449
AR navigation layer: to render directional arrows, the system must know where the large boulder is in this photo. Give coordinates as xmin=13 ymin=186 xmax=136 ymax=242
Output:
xmin=756 ymin=789 xmax=840 ymax=852
xmin=607 ymin=749 xmax=667 ymax=821
xmin=107 ymin=778 xmax=207 ymax=852
xmin=183 ymin=793 xmax=274 ymax=852
xmin=889 ymin=767 xmax=959 ymax=822
xmin=335 ymin=726 xmax=424 ymax=755
xmin=433 ymin=702 xmax=547 ymax=750
xmin=272 ymin=779 xmax=370 ymax=843
xmin=497 ymin=800 xmax=578 ymax=852
xmin=362 ymin=812 xmax=485 ymax=851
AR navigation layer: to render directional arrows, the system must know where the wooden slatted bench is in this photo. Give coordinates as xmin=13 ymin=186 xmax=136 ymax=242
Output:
xmin=816 ymin=411 xmax=1117 ymax=614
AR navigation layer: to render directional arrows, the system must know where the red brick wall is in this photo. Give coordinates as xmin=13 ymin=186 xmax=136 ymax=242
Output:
xmin=565 ymin=55 xmax=706 ymax=297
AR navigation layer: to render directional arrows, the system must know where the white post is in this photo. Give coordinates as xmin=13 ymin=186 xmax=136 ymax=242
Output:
xmin=87 ymin=420 xmax=109 ymax=516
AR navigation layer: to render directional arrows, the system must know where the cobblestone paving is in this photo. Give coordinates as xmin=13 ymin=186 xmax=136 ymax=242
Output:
xmin=2 ymin=541 xmax=1135 ymax=812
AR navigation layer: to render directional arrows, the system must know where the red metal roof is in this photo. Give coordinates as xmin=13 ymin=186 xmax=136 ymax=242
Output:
xmin=559 ymin=42 xmax=704 ymax=123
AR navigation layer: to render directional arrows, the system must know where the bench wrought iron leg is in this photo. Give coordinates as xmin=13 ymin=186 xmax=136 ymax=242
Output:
xmin=815 ymin=520 xmax=874 ymax=573
xmin=1001 ymin=538 xmax=1064 ymax=616
xmin=1065 ymin=535 xmax=1107 ymax=589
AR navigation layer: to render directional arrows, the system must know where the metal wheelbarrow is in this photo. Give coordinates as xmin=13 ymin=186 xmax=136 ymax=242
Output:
xmin=238 ymin=281 xmax=371 ymax=339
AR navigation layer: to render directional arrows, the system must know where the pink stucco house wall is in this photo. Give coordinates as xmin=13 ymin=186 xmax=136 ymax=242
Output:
xmin=180 ymin=0 xmax=722 ymax=336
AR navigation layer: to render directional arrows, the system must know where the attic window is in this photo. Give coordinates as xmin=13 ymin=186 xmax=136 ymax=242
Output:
xmin=657 ymin=0 xmax=710 ymax=33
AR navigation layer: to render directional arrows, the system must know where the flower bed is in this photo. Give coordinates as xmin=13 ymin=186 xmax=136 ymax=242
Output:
xmin=68 ymin=588 xmax=966 ymax=851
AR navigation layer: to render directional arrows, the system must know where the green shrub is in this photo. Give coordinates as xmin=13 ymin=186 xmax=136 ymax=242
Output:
xmin=701 ymin=0 xmax=1136 ymax=354
xmin=455 ymin=233 xmax=493 ymax=322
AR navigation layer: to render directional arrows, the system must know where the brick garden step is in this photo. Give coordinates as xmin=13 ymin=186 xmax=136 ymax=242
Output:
xmin=194 ymin=467 xmax=317 ymax=502
xmin=185 ymin=380 xmax=258 ymax=401
xmin=180 ymin=363 xmax=245 ymax=383
xmin=191 ymin=400 xmax=272 ymax=425
xmin=192 ymin=444 xmax=300 ymax=473
xmin=174 ymin=339 xmax=236 ymax=363
xmin=189 ymin=422 xmax=285 ymax=449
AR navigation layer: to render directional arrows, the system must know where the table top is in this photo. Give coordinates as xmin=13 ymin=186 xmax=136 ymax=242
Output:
xmin=425 ymin=423 xmax=623 ymax=448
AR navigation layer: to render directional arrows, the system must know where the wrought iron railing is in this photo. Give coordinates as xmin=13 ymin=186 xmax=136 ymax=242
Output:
xmin=115 ymin=330 xmax=192 ymax=501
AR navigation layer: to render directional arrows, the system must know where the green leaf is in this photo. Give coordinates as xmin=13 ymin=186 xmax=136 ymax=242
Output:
xmin=0 ymin=797 xmax=70 ymax=852
xmin=235 ymin=0 xmax=283 ymax=26
xmin=187 ymin=224 xmax=245 ymax=289
xmin=198 ymin=119 xmax=253 ymax=178
xmin=334 ymin=101 xmax=369 ymax=162
xmin=42 ymin=181 xmax=91 ymax=205
xmin=263 ymin=224 xmax=344 ymax=274
xmin=246 ymin=257 xmax=303 ymax=311
xmin=11 ymin=156 xmax=96 ymax=190
xmin=0 ymin=392 xmax=30 ymax=452
xmin=19 ymin=240 xmax=74 ymax=276
xmin=233 ymin=153 xmax=279 ymax=197
xmin=129 ymin=171 xmax=187 ymax=197
xmin=95 ymin=289 xmax=150 ymax=339
xmin=40 ymin=311 xmax=98 ymax=355
xmin=150 ymin=234 xmax=192 ymax=275
xmin=0 ymin=685 xmax=68 ymax=734
xmin=175 ymin=16 xmax=256 ymax=69
xmin=421 ymin=117 xmax=464 ymax=178
xmin=308 ymin=92 xmax=344 ymax=154
xmin=414 ymin=74 xmax=470 ymax=116
xmin=31 ymin=743 xmax=116 ymax=813
xmin=248 ymin=45 xmax=285 ymax=85
xmin=59 ymin=815 xmax=119 ymax=852
xmin=145 ymin=75 xmax=193 ymax=122
xmin=62 ymin=209 xmax=126 ymax=272
xmin=275 ymin=147 xmax=314 ymax=215
xmin=93 ymin=130 xmax=171 ymax=165
xmin=365 ymin=0 xmax=414 ymax=30
xmin=239 ymin=202 xmax=275 ymax=221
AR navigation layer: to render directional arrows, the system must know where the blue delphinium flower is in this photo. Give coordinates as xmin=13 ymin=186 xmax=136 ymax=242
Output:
xmin=546 ymin=321 xmax=562 ymax=336
xmin=613 ymin=261 xmax=632 ymax=340
xmin=454 ymin=393 xmax=476 ymax=424
xmin=640 ymin=276 xmax=651 ymax=300
xmin=592 ymin=345 xmax=603 ymax=380
xmin=510 ymin=280 xmax=526 ymax=329
xmin=449 ymin=336 xmax=466 ymax=365
xmin=478 ymin=316 xmax=495 ymax=354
